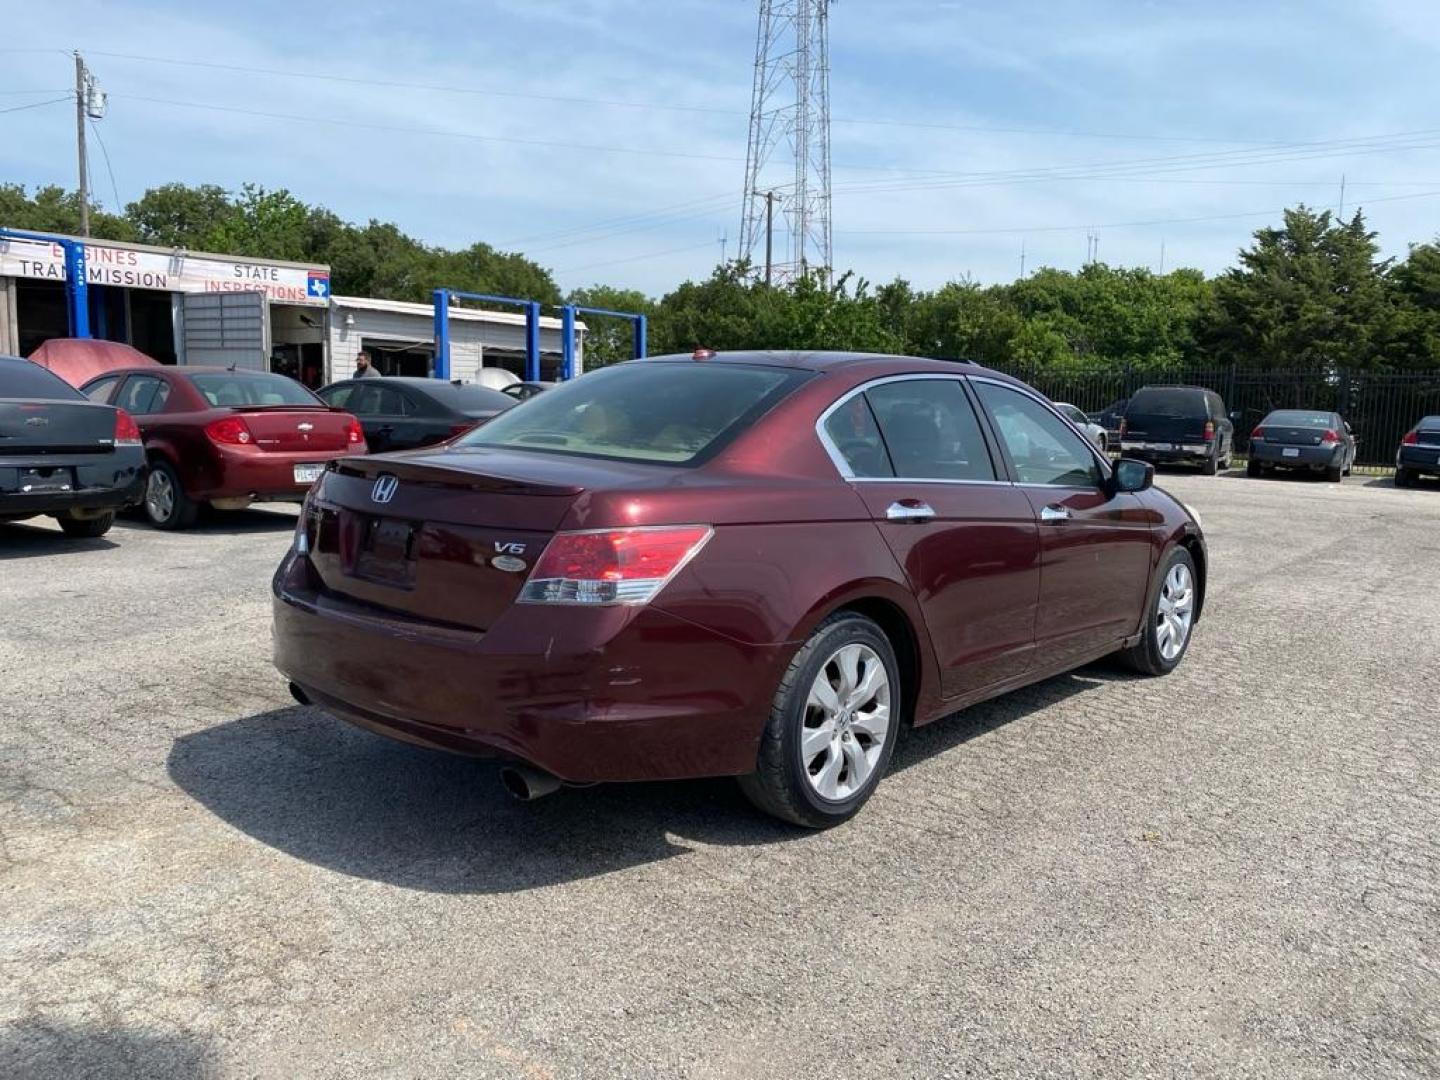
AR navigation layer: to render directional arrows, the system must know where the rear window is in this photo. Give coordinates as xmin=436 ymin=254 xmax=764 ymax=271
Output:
xmin=456 ymin=362 xmax=808 ymax=464
xmin=187 ymin=372 xmax=320 ymax=408
xmin=1127 ymin=387 xmax=1207 ymax=417
xmin=0 ymin=359 xmax=84 ymax=400
xmin=1266 ymin=411 xmax=1331 ymax=427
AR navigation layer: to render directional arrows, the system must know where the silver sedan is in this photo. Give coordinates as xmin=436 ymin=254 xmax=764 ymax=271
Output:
xmin=1054 ymin=401 xmax=1110 ymax=452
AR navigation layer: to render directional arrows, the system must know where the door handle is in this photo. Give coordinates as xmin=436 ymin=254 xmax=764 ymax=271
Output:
xmin=1040 ymin=504 xmax=1071 ymax=524
xmin=886 ymin=500 xmax=935 ymax=523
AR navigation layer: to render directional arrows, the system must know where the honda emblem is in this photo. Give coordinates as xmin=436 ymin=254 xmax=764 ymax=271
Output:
xmin=371 ymin=475 xmax=399 ymax=504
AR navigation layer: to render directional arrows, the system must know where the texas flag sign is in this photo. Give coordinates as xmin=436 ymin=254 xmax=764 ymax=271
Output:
xmin=306 ymin=272 xmax=331 ymax=299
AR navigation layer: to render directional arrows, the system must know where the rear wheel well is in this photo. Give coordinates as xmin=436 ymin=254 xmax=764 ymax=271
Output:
xmin=835 ymin=598 xmax=921 ymax=725
xmin=1178 ymin=535 xmax=1206 ymax=622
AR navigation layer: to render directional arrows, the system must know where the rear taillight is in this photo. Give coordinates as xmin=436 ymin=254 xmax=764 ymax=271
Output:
xmin=345 ymin=416 xmax=364 ymax=446
xmin=205 ymin=416 xmax=253 ymax=446
xmin=520 ymin=525 xmax=713 ymax=606
xmin=1320 ymin=429 xmax=1340 ymax=445
xmin=114 ymin=409 xmax=142 ymax=446
xmin=1403 ymin=430 xmax=1419 ymax=445
xmin=1250 ymin=426 xmax=1265 ymax=441
xmin=447 ymin=421 xmax=476 ymax=440
xmin=1203 ymin=420 xmax=1215 ymax=441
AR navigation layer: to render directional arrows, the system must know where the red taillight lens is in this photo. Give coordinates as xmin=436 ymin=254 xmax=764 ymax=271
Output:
xmin=205 ymin=416 xmax=252 ymax=446
xmin=1403 ymin=430 xmax=1419 ymax=445
xmin=346 ymin=416 xmax=364 ymax=445
xmin=1320 ymin=429 xmax=1340 ymax=445
xmin=521 ymin=526 xmax=713 ymax=606
xmin=447 ymin=421 xmax=476 ymax=440
xmin=113 ymin=408 xmax=141 ymax=446
xmin=1203 ymin=420 xmax=1215 ymax=441
xmin=1250 ymin=426 xmax=1265 ymax=441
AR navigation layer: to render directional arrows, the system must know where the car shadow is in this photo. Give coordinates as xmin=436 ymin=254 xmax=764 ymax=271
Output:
xmin=112 ymin=505 xmax=299 ymax=536
xmin=1364 ymin=474 xmax=1438 ymax=490
xmin=0 ymin=521 xmax=118 ymax=558
xmin=0 ymin=1020 xmax=214 ymax=1080
xmin=168 ymin=664 xmax=1129 ymax=895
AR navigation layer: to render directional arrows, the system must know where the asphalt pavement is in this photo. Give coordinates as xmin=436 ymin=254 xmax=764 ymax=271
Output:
xmin=2 ymin=471 xmax=1437 ymax=1078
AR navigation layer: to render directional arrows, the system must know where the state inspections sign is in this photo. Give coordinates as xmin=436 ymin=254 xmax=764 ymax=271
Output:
xmin=0 ymin=237 xmax=330 ymax=307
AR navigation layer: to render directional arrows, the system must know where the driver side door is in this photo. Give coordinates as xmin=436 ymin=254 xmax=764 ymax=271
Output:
xmin=972 ymin=379 xmax=1158 ymax=668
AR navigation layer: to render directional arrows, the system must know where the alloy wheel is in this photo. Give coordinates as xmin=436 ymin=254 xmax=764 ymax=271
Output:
xmin=146 ymin=470 xmax=175 ymax=523
xmin=1155 ymin=562 xmax=1195 ymax=661
xmin=800 ymin=643 xmax=891 ymax=801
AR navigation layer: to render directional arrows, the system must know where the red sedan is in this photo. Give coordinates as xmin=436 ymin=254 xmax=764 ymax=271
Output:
xmin=273 ymin=352 xmax=1206 ymax=827
xmin=81 ymin=367 xmax=366 ymax=529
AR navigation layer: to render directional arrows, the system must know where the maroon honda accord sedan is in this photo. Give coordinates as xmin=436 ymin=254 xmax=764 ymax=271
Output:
xmin=273 ymin=351 xmax=1206 ymax=827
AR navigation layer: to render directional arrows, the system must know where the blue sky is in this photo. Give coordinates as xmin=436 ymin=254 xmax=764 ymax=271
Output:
xmin=3 ymin=0 xmax=1440 ymax=295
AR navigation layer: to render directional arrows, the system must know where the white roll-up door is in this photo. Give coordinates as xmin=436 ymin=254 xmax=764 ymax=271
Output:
xmin=180 ymin=292 xmax=269 ymax=369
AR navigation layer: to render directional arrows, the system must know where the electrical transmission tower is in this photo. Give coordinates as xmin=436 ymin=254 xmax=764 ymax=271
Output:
xmin=739 ymin=0 xmax=833 ymax=285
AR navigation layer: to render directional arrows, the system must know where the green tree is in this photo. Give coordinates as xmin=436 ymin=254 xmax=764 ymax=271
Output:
xmin=125 ymin=183 xmax=234 ymax=248
xmin=0 ymin=183 xmax=134 ymax=241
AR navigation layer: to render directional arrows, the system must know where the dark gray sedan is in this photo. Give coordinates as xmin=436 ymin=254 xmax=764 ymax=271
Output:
xmin=1246 ymin=409 xmax=1355 ymax=481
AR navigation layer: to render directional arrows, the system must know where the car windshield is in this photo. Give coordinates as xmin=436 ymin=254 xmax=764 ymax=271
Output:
xmin=1265 ymin=411 xmax=1331 ymax=427
xmin=1128 ymin=388 xmax=1205 ymax=416
xmin=0 ymin=359 xmax=84 ymax=400
xmin=188 ymin=372 xmax=320 ymax=407
xmin=455 ymin=362 xmax=808 ymax=464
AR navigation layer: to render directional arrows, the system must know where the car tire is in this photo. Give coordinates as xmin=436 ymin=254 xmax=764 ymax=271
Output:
xmin=1325 ymin=462 xmax=1343 ymax=483
xmin=1394 ymin=467 xmax=1411 ymax=488
xmin=1202 ymin=452 xmax=1218 ymax=476
xmin=739 ymin=612 xmax=902 ymax=829
xmin=57 ymin=511 xmax=115 ymax=538
xmin=1246 ymin=458 xmax=1262 ymax=478
xmin=144 ymin=460 xmax=199 ymax=530
xmin=1119 ymin=546 xmax=1198 ymax=677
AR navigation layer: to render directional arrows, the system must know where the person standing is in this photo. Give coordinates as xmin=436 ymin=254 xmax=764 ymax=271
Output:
xmin=353 ymin=351 xmax=379 ymax=378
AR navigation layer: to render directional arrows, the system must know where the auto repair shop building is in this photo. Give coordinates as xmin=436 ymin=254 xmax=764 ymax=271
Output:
xmin=0 ymin=231 xmax=579 ymax=385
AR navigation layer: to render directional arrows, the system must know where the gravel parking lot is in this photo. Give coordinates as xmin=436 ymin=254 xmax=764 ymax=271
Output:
xmin=3 ymin=472 xmax=1438 ymax=1079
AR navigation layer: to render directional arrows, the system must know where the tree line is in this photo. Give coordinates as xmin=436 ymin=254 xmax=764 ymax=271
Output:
xmin=5 ymin=182 xmax=1440 ymax=371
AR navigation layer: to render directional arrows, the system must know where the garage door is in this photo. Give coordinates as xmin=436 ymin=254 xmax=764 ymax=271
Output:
xmin=181 ymin=292 xmax=268 ymax=369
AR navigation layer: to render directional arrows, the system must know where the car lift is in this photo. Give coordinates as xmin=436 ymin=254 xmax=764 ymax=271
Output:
xmin=0 ymin=227 xmax=91 ymax=338
xmin=432 ymin=288 xmax=647 ymax=382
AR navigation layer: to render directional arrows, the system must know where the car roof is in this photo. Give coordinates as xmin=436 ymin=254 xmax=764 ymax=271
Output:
xmin=1132 ymin=384 xmax=1211 ymax=393
xmin=637 ymin=349 xmax=1005 ymax=380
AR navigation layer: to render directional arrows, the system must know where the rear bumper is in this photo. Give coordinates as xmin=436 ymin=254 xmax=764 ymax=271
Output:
xmin=0 ymin=449 xmax=146 ymax=516
xmin=1120 ymin=441 xmax=1213 ymax=465
xmin=271 ymin=550 xmax=783 ymax=783
xmin=1250 ymin=443 xmax=1342 ymax=468
xmin=1397 ymin=446 xmax=1440 ymax=474
xmin=194 ymin=447 xmax=362 ymax=502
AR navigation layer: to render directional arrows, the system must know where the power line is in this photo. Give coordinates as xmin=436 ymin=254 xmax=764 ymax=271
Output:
xmin=0 ymin=95 xmax=71 ymax=114
xmin=107 ymin=93 xmax=741 ymax=163
xmin=554 ymin=240 xmax=715 ymax=275
xmin=89 ymin=118 xmax=121 ymax=210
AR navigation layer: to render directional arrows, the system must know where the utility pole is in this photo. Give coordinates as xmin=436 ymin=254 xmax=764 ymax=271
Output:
xmin=717 ymin=230 xmax=729 ymax=267
xmin=75 ymin=51 xmax=90 ymax=237
xmin=753 ymin=189 xmax=777 ymax=285
xmin=1159 ymin=239 xmax=1166 ymax=275
xmin=1338 ymin=173 xmax=1346 ymax=220
xmin=1019 ymin=239 xmax=1026 ymax=278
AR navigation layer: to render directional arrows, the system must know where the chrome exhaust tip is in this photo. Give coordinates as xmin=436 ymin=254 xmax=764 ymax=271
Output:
xmin=499 ymin=765 xmax=562 ymax=802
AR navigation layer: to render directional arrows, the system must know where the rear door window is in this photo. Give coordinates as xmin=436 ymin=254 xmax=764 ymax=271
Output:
xmin=975 ymin=382 xmax=1103 ymax=487
xmin=83 ymin=375 xmax=121 ymax=403
xmin=863 ymin=379 xmax=996 ymax=481
xmin=116 ymin=375 xmax=169 ymax=415
xmin=822 ymin=395 xmax=894 ymax=478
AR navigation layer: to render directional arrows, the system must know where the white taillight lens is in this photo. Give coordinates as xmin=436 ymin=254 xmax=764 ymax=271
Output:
xmin=519 ymin=525 xmax=712 ymax=606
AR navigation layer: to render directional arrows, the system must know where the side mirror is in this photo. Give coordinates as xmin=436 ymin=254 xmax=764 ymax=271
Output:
xmin=1110 ymin=457 xmax=1154 ymax=494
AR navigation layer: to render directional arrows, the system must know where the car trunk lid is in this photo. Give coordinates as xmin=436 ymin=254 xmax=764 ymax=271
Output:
xmin=234 ymin=406 xmax=353 ymax=452
xmin=303 ymin=448 xmax=662 ymax=631
xmin=1122 ymin=412 xmax=1209 ymax=442
xmin=1259 ymin=424 xmax=1330 ymax=446
xmin=0 ymin=399 xmax=115 ymax=455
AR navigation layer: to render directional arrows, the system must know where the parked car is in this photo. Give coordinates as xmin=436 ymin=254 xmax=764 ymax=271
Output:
xmin=1053 ymin=401 xmax=1109 ymax=451
xmin=27 ymin=338 xmax=162 ymax=389
xmin=274 ymin=351 xmax=1206 ymax=828
xmin=0 ymin=355 xmax=145 ymax=537
xmin=316 ymin=377 xmax=516 ymax=453
xmin=1246 ymin=409 xmax=1355 ymax=481
xmin=1119 ymin=385 xmax=1234 ymax=474
xmin=1395 ymin=415 xmax=1440 ymax=487
xmin=81 ymin=367 xmax=366 ymax=529
xmin=1089 ymin=397 xmax=1128 ymax=443
xmin=502 ymin=381 xmax=555 ymax=402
